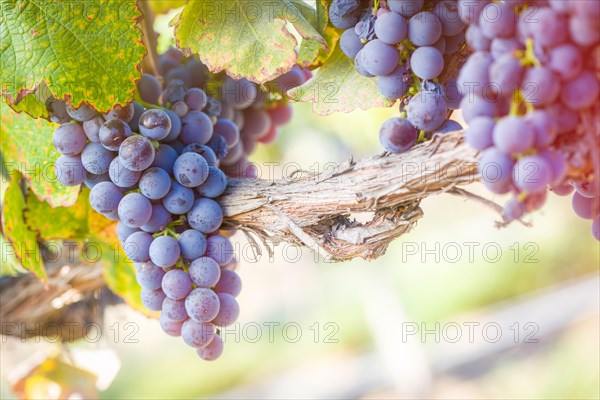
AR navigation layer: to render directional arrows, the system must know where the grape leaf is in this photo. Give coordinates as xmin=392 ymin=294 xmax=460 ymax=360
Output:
xmin=24 ymin=188 xmax=116 ymax=243
xmin=0 ymin=233 xmax=26 ymax=276
xmin=1 ymin=172 xmax=46 ymax=281
xmin=149 ymin=0 xmax=187 ymax=14
xmin=295 ymin=0 xmax=338 ymax=69
xmin=288 ymin=44 xmax=394 ymax=115
xmin=172 ymin=0 xmax=327 ymax=83
xmin=0 ymin=101 xmax=79 ymax=207
xmin=101 ymin=243 xmax=149 ymax=316
xmin=0 ymin=0 xmax=145 ymax=113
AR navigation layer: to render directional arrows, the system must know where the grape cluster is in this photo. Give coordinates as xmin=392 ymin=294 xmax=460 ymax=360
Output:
xmin=455 ymin=0 xmax=600 ymax=240
xmin=52 ymin=50 xmax=295 ymax=359
xmin=334 ymin=0 xmax=467 ymax=153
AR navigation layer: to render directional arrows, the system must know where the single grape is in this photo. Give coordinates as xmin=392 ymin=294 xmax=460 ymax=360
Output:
xmin=550 ymin=183 xmax=574 ymax=197
xmin=489 ymin=53 xmax=523 ymax=98
xmin=196 ymin=334 xmax=224 ymax=361
xmin=103 ymin=103 xmax=135 ymax=123
xmin=328 ymin=0 xmax=361 ymax=29
xmin=136 ymin=261 xmax=165 ymax=291
xmin=181 ymin=319 xmax=215 ymax=348
xmin=149 ymin=236 xmax=181 ymax=268
xmin=379 ymin=117 xmax=418 ymax=153
xmin=173 ymin=152 xmax=209 ymax=188
xmin=525 ymin=110 xmax=558 ymax=149
xmin=478 ymin=2 xmax=515 ymax=39
xmin=388 ymin=0 xmax=424 ymax=17
xmin=539 ymin=150 xmax=567 ymax=185
xmin=83 ymin=171 xmax=111 ymax=189
xmin=66 ymin=103 xmax=96 ymax=122
xmin=521 ymin=67 xmax=560 ymax=107
xmin=188 ymin=257 xmax=221 ymax=288
xmin=128 ymin=102 xmax=145 ymax=132
xmin=162 ymin=269 xmax=193 ymax=300
xmin=408 ymin=11 xmax=442 ymax=46
xmin=242 ymin=109 xmax=271 ymax=139
xmin=221 ymin=78 xmax=257 ymax=110
xmin=478 ymin=147 xmax=515 ymax=194
xmin=528 ymin=7 xmax=567 ymax=48
xmin=124 ymin=231 xmax=153 ymax=262
xmin=89 ymin=181 xmax=123 ymax=214
xmin=139 ymin=167 xmax=171 ymax=200
xmin=214 ymin=119 xmax=240 ymax=148
xmin=187 ymin=198 xmax=224 ymax=234
xmin=53 ymin=123 xmax=87 ymax=156
xmin=276 ymin=65 xmax=307 ymax=93
xmin=442 ymin=78 xmax=463 ymax=109
xmin=434 ymin=119 xmax=463 ymax=134
xmin=206 ymin=134 xmax=229 ymax=160
xmin=410 ymin=46 xmax=444 ymax=80
xmin=212 ymin=293 xmax=239 ymax=327
xmin=406 ymin=91 xmax=448 ymax=132
xmin=569 ymin=14 xmax=600 ymax=47
xmin=466 ymin=24 xmax=491 ymax=51
xmin=433 ymin=0 xmax=465 ymax=36
xmin=118 ymin=193 xmax=153 ymax=228
xmin=81 ymin=142 xmax=115 ymax=175
xmin=162 ymin=79 xmax=186 ymax=105
xmin=119 ymin=135 xmax=155 ymax=172
xmin=214 ymin=269 xmax=242 ymax=297
xmin=361 ymin=39 xmax=400 ymax=76
xmin=459 ymin=95 xmax=498 ymax=123
xmin=116 ymin=222 xmax=139 ymax=244
xmin=178 ymin=229 xmax=208 ymax=261
xmin=141 ymin=288 xmax=166 ymax=311
xmin=457 ymin=51 xmax=493 ymax=97
xmin=108 ymin=157 xmax=142 ymax=188
xmin=490 ymin=38 xmax=522 ymax=60
xmin=180 ymin=111 xmax=214 ymax=145
xmin=561 ymin=71 xmax=600 ymax=111
xmin=163 ymin=110 xmax=182 ymax=142
xmin=374 ymin=11 xmax=408 ymax=45
xmin=513 ymin=155 xmax=553 ymax=192
xmin=465 ymin=116 xmax=495 ymax=150
xmin=432 ymin=36 xmax=446 ymax=54
xmin=197 ymin=166 xmax=228 ymax=198
xmin=185 ymin=288 xmax=220 ymax=323
xmin=354 ymin=50 xmax=375 ymax=78
xmin=55 ymin=155 xmax=85 ymax=186
xmin=493 ymin=116 xmax=535 ymax=154
xmin=376 ymin=66 xmax=410 ymax=100
xmin=267 ymin=105 xmax=292 ymax=127
xmin=141 ymin=203 xmax=172 ymax=233
xmin=83 ymin=116 xmax=104 ymax=142
xmin=137 ymin=73 xmax=162 ymax=105
xmin=185 ymin=87 xmax=208 ymax=111
xmin=572 ymin=192 xmax=595 ymax=220
xmin=503 ymin=197 xmax=526 ymax=221
xmin=139 ymin=109 xmax=172 ymax=140
xmin=172 ymin=101 xmax=189 ymax=118
xmin=162 ymin=297 xmax=188 ymax=322
xmin=205 ymin=235 xmax=235 ymax=266
xmin=340 ymin=29 xmax=365 ymax=58
xmin=159 ymin=313 xmax=184 ymax=337
xmin=151 ymin=144 xmax=178 ymax=175
xmin=162 ymin=182 xmax=195 ymax=215
xmin=99 ymin=119 xmax=133 ymax=151
xmin=574 ymin=182 xmax=596 ymax=199
xmin=458 ymin=0 xmax=490 ymax=24
xmin=182 ymin=144 xmax=218 ymax=166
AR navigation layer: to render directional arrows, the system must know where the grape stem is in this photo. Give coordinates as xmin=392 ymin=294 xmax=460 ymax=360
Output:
xmin=137 ymin=0 xmax=162 ymax=80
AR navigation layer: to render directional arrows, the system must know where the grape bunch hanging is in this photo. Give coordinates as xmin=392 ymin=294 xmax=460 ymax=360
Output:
xmin=50 ymin=49 xmax=309 ymax=360
xmin=455 ymin=0 xmax=599 ymax=240
xmin=332 ymin=0 xmax=467 ymax=153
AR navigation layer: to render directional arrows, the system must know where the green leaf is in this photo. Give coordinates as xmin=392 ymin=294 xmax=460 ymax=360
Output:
xmin=100 ymin=243 xmax=149 ymax=315
xmin=24 ymin=188 xmax=116 ymax=242
xmin=0 ymin=233 xmax=26 ymax=276
xmin=288 ymin=44 xmax=394 ymax=115
xmin=1 ymin=172 xmax=46 ymax=281
xmin=1 ymin=0 xmax=145 ymax=113
xmin=172 ymin=0 xmax=327 ymax=83
xmin=299 ymin=24 xmax=340 ymax=70
xmin=0 ymin=101 xmax=79 ymax=207
xmin=149 ymin=0 xmax=187 ymax=14
xmin=295 ymin=0 xmax=337 ymax=69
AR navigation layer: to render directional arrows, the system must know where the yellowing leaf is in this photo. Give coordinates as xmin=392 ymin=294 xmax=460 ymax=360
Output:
xmin=172 ymin=0 xmax=327 ymax=83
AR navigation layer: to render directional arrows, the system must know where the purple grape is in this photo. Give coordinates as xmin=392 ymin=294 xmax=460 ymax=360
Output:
xmin=459 ymin=95 xmax=498 ymax=123
xmin=408 ymin=11 xmax=442 ymax=46
xmin=574 ymin=182 xmax=596 ymax=199
xmin=377 ymin=65 xmax=410 ymax=100
xmin=172 ymin=101 xmax=189 ymax=117
xmin=561 ymin=71 xmax=599 ymax=111
xmin=139 ymin=109 xmax=172 ymax=140
xmin=379 ymin=117 xmax=418 ymax=153
xmin=137 ymin=73 xmax=162 ymax=105
xmin=361 ymin=39 xmax=399 ymax=76
xmin=119 ymin=136 xmax=155 ymax=172
xmin=188 ymin=257 xmax=221 ymax=288
xmin=83 ymin=116 xmax=104 ymax=142
xmin=66 ymin=103 xmax=96 ymax=122
xmin=53 ymin=123 xmax=87 ymax=156
xmin=99 ymin=119 xmax=133 ymax=151
xmin=215 ymin=269 xmax=242 ymax=297
xmin=162 ymin=269 xmax=193 ymax=300
xmin=173 ymin=152 xmax=209 ymax=188
xmin=572 ymin=192 xmax=595 ymax=220
xmin=83 ymin=171 xmax=111 ymax=189
xmin=340 ymin=29 xmax=365 ymax=59
xmin=221 ymin=78 xmax=257 ymax=110
xmin=435 ymin=119 xmax=463 ymax=134
xmin=181 ymin=144 xmax=218 ymax=166
xmin=196 ymin=334 xmax=224 ymax=361
xmin=89 ymin=181 xmax=123 ymax=214
xmin=550 ymin=183 xmax=574 ymax=197
xmin=180 ymin=111 xmax=214 ymax=145
xmin=521 ymin=67 xmax=560 ymax=107
xmin=513 ymin=155 xmax=553 ymax=192
xmin=375 ymin=11 xmax=408 ymax=45
xmin=185 ymin=288 xmax=220 ymax=323
xmin=139 ymin=167 xmax=171 ymax=200
xmin=242 ymin=109 xmax=271 ymax=139
xmin=159 ymin=313 xmax=184 ymax=337
xmin=141 ymin=288 xmax=166 ymax=311
xmin=410 ymin=46 xmax=444 ymax=80
xmin=128 ymin=102 xmax=145 ymax=132
xmin=328 ymin=0 xmax=362 ymax=29
xmin=162 ymin=79 xmax=186 ymax=105
xmin=141 ymin=203 xmax=172 ymax=233
xmin=181 ymin=319 xmax=215 ymax=348
xmin=432 ymin=36 xmax=446 ymax=54
xmin=479 ymin=2 xmax=515 ymax=39
xmin=525 ymin=110 xmax=558 ymax=149
xmin=150 ymin=144 xmax=177 ymax=175
xmin=569 ymin=14 xmax=600 ymax=47
xmin=136 ymin=261 xmax=165 ymax=290
xmin=103 ymin=103 xmax=135 ymax=123
xmin=81 ymin=142 xmax=115 ymax=175
xmin=458 ymin=0 xmax=490 ymax=24
xmin=354 ymin=49 xmax=375 ymax=78
xmin=149 ymin=236 xmax=181 ymax=268
xmin=466 ymin=24 xmax=491 ymax=51
xmin=178 ymin=229 xmax=208 ymax=261
xmin=445 ymin=31 xmax=465 ymax=55
xmin=163 ymin=110 xmax=182 ymax=142
xmin=493 ymin=116 xmax=534 ymax=154
xmin=503 ymin=198 xmax=526 ymax=221
xmin=108 ymin=157 xmax=141 ymax=188
xmin=206 ymin=134 xmax=228 ymax=160
xmin=457 ymin=51 xmax=493 ymax=97
xmin=433 ymin=1 xmax=465 ymax=36
xmin=388 ymin=0 xmax=424 ymax=17
xmin=214 ymin=119 xmax=240 ymax=148
xmin=406 ymin=91 xmax=448 ymax=132
xmin=490 ymin=37 xmax=522 ymax=60
xmin=185 ymin=88 xmax=208 ymax=111
xmin=116 ymin=222 xmax=138 ymax=244
xmin=187 ymin=198 xmax=224 ymax=234
xmin=465 ymin=116 xmax=495 ymax=150
xmin=539 ymin=150 xmax=567 ymax=185
xmin=478 ymin=148 xmax=515 ymax=194
xmin=162 ymin=182 xmax=195 ymax=215
xmin=118 ymin=193 xmax=153 ymax=228
xmin=489 ymin=53 xmax=522 ymax=98
xmin=205 ymin=235 xmax=235 ymax=266
xmin=162 ymin=297 xmax=188 ymax=322
xmin=197 ymin=166 xmax=228 ymax=198
xmin=124 ymin=231 xmax=153 ymax=262
xmin=443 ymin=78 xmax=463 ymax=109
xmin=55 ymin=155 xmax=85 ymax=186
xmin=212 ymin=293 xmax=240 ymax=327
